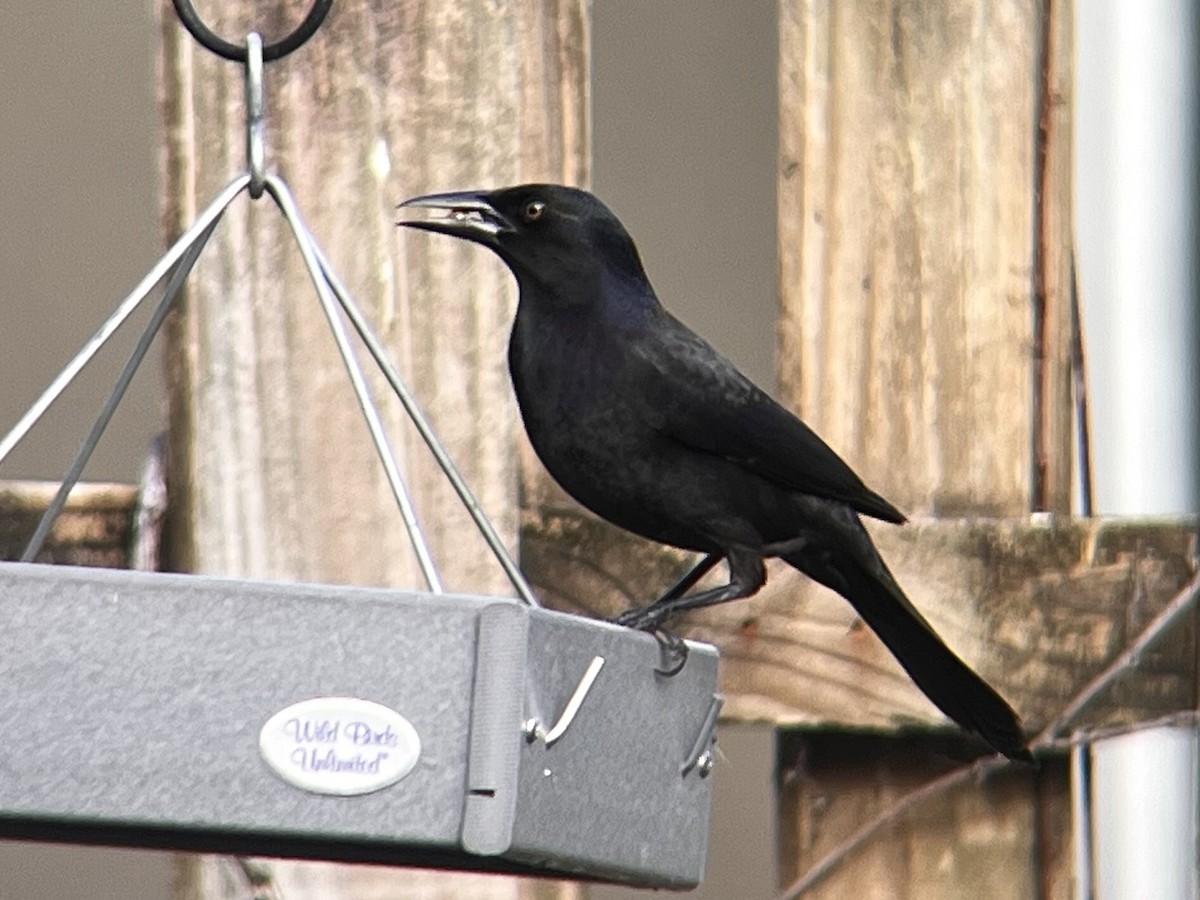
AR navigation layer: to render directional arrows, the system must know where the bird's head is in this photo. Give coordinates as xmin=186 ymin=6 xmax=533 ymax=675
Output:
xmin=396 ymin=184 xmax=649 ymax=299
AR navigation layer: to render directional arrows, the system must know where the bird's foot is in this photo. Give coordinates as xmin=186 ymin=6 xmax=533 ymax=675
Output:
xmin=614 ymin=605 xmax=658 ymax=630
xmin=613 ymin=606 xmax=689 ymax=676
xmin=651 ymin=627 xmax=689 ymax=676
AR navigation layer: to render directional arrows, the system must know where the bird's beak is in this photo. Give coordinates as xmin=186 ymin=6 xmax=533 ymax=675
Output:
xmin=396 ymin=190 xmax=513 ymax=244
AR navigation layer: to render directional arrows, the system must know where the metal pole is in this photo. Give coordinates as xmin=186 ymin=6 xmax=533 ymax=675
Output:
xmin=1075 ymin=5 xmax=1199 ymax=896
xmin=1091 ymin=725 xmax=1199 ymax=899
xmin=1069 ymin=741 xmax=1094 ymax=900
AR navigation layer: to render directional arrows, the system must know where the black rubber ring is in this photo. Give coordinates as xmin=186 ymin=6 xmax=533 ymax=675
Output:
xmin=171 ymin=0 xmax=333 ymax=62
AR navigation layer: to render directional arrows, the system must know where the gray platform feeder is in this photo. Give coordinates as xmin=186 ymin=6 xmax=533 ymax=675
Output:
xmin=0 ymin=562 xmax=721 ymax=888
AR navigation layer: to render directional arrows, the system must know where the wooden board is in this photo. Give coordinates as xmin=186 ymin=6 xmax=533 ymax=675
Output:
xmin=0 ymin=481 xmax=135 ymax=567
xmin=776 ymin=733 xmax=1072 ymax=900
xmin=522 ymin=507 xmax=1199 ymax=735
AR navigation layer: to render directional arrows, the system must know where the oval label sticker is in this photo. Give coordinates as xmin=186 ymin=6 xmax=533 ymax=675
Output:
xmin=259 ymin=697 xmax=421 ymax=796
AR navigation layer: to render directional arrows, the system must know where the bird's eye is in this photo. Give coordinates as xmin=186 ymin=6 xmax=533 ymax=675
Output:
xmin=522 ymin=200 xmax=546 ymax=222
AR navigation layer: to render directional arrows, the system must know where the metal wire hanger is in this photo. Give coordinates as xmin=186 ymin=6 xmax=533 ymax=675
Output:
xmin=0 ymin=0 xmax=539 ymax=608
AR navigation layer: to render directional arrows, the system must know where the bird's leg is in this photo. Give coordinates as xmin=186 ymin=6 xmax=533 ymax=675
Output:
xmin=653 ymin=552 xmax=723 ymax=606
xmin=624 ymin=556 xmax=763 ymax=676
xmin=609 ymin=553 xmax=721 ymax=676
xmin=619 ymin=549 xmax=765 ymax=629
xmin=611 ymin=552 xmax=721 ymax=628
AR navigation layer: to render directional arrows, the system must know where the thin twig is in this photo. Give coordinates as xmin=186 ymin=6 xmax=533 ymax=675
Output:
xmin=1069 ymin=248 xmax=1095 ymax=517
xmin=775 ymin=571 xmax=1200 ymax=899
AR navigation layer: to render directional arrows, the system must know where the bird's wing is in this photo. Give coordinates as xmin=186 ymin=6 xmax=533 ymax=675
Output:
xmin=629 ymin=313 xmax=905 ymax=523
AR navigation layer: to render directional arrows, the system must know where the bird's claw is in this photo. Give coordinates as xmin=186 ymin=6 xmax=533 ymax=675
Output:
xmin=613 ymin=606 xmax=689 ymax=676
xmin=614 ymin=603 xmax=666 ymax=630
xmin=651 ymin=627 xmax=689 ymax=676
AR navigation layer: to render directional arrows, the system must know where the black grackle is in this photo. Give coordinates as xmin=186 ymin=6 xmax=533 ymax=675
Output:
xmin=398 ymin=184 xmax=1030 ymax=761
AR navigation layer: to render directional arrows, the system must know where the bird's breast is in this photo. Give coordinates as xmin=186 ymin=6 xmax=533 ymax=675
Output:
xmin=509 ymin=317 xmax=661 ymax=485
xmin=508 ymin=310 xmax=628 ymax=427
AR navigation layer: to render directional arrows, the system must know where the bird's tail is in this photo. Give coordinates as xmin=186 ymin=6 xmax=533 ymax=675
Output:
xmin=784 ymin=550 xmax=1031 ymax=761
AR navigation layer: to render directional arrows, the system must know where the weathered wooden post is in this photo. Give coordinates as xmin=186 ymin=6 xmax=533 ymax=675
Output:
xmin=157 ymin=2 xmax=588 ymax=898
xmin=765 ymin=3 xmax=1192 ymax=897
xmin=777 ymin=0 xmax=1075 ymax=520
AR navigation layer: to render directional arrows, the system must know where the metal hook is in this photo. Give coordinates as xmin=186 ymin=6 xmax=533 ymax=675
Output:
xmin=523 ymin=656 xmax=605 ymax=747
xmin=244 ymin=33 xmax=266 ymax=198
xmin=171 ymin=0 xmax=333 ymax=63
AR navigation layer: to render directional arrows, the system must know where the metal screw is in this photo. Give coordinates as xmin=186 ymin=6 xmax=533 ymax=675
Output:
xmin=522 ymin=718 xmax=544 ymax=743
